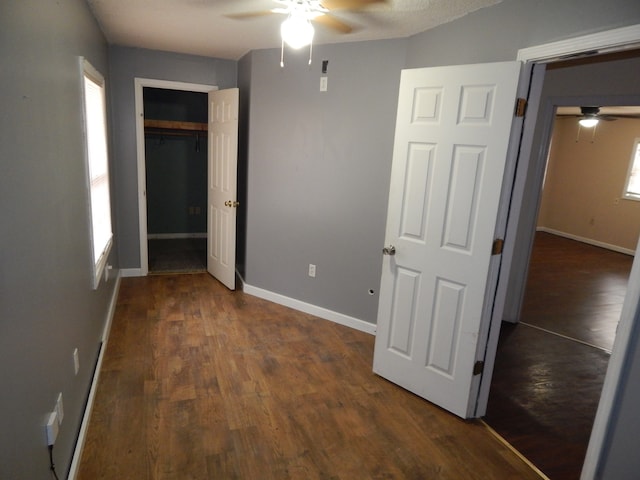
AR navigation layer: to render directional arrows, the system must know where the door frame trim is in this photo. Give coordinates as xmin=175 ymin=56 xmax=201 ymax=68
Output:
xmin=516 ymin=24 xmax=640 ymax=63
xmin=488 ymin=23 xmax=640 ymax=479
xmin=134 ymin=78 xmax=217 ymax=275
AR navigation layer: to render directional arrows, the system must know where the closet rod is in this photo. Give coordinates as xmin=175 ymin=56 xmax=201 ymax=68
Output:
xmin=144 ymin=129 xmax=206 ymax=138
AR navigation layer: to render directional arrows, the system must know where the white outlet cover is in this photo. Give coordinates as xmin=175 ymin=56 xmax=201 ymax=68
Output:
xmin=73 ymin=348 xmax=80 ymax=375
xmin=56 ymin=392 xmax=64 ymax=424
xmin=45 ymin=411 xmax=59 ymax=446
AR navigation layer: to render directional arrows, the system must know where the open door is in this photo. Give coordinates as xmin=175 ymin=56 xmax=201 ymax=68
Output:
xmin=207 ymin=88 xmax=239 ymax=290
xmin=373 ymin=62 xmax=521 ymax=418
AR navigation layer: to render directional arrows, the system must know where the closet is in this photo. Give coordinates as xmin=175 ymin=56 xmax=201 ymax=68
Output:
xmin=143 ymin=88 xmax=208 ymax=273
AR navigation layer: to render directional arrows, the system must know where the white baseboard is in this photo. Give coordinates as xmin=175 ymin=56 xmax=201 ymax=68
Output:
xmin=67 ymin=273 xmax=121 ymax=480
xmin=147 ymin=233 xmax=207 ymax=239
xmin=242 ymin=283 xmax=376 ymax=335
xmin=120 ymin=268 xmax=143 ymax=277
xmin=537 ymin=227 xmax=635 ymax=256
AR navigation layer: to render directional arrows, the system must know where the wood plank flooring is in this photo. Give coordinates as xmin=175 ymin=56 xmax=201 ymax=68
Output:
xmin=485 ymin=232 xmax=633 ymax=479
xmin=520 ymin=232 xmax=631 ymax=352
xmin=148 ymin=238 xmax=207 ymax=274
xmin=77 ymin=274 xmax=542 ymax=480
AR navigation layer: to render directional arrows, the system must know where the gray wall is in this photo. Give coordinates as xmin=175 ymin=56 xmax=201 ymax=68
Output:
xmin=236 ymin=52 xmax=253 ymax=278
xmin=0 ymin=1 xmax=117 ymax=478
xmin=109 ymin=47 xmax=237 ymax=269
xmin=406 ymin=0 xmax=640 ymax=68
xmin=145 ymin=135 xmax=208 ymax=234
xmin=242 ymin=39 xmax=407 ymax=323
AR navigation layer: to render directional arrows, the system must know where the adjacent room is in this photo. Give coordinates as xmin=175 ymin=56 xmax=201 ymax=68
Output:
xmin=486 ymin=106 xmax=640 ymax=479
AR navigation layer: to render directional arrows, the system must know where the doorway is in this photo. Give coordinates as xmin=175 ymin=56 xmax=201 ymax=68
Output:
xmin=485 ymin=105 xmax=640 ymax=478
xmin=133 ymin=78 xmax=217 ymax=276
xmin=144 ymin=87 xmax=208 ymax=274
xmin=480 ymin=30 xmax=640 ymax=479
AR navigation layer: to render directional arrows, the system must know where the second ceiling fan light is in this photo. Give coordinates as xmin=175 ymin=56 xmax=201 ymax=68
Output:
xmin=579 ymin=106 xmax=601 ymax=128
xmin=579 ymin=117 xmax=599 ymax=128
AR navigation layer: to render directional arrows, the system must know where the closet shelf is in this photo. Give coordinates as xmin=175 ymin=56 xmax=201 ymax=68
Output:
xmin=144 ymin=119 xmax=207 ymax=134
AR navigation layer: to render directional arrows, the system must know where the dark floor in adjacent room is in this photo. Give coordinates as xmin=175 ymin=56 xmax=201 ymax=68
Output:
xmin=148 ymin=237 xmax=207 ymax=273
xmin=485 ymin=232 xmax=633 ymax=479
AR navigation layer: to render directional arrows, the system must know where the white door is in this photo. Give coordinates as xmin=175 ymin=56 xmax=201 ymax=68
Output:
xmin=373 ymin=62 xmax=521 ymax=418
xmin=207 ymin=88 xmax=239 ymax=290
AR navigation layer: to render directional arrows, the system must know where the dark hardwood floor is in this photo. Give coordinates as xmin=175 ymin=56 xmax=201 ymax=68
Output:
xmin=148 ymin=238 xmax=207 ymax=274
xmin=521 ymin=232 xmax=630 ymax=352
xmin=485 ymin=232 xmax=633 ymax=480
xmin=77 ymin=274 xmax=542 ymax=480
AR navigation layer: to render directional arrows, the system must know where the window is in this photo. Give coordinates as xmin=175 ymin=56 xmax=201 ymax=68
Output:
xmin=623 ymin=138 xmax=640 ymax=201
xmin=80 ymin=59 xmax=113 ymax=289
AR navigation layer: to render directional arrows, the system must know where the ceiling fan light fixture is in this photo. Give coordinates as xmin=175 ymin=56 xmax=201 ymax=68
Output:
xmin=281 ymin=14 xmax=315 ymax=49
xmin=579 ymin=117 xmax=599 ymax=128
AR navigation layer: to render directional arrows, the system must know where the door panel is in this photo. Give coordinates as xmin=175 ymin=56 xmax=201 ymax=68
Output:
xmin=207 ymin=88 xmax=239 ymax=290
xmin=374 ymin=62 xmax=521 ymax=418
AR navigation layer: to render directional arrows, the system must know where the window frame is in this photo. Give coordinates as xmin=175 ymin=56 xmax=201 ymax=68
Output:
xmin=80 ymin=58 xmax=113 ymax=289
xmin=622 ymin=137 xmax=640 ymax=202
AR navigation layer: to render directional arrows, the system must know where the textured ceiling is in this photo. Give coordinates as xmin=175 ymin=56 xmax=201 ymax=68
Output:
xmin=86 ymin=0 xmax=502 ymax=60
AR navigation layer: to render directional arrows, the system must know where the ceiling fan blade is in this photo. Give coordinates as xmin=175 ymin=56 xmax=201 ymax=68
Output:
xmin=321 ymin=0 xmax=387 ymax=11
xmin=225 ymin=10 xmax=274 ymax=20
xmin=314 ymin=13 xmax=354 ymax=33
xmin=607 ymin=114 xmax=640 ymax=119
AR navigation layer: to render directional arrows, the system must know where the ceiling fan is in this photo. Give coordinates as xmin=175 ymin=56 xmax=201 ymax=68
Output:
xmin=577 ymin=106 xmax=616 ymax=127
xmin=562 ymin=106 xmax=640 ymax=128
xmin=227 ymin=0 xmax=387 ymax=56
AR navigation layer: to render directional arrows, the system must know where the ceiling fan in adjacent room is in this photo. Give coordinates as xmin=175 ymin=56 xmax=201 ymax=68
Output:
xmin=556 ymin=105 xmax=640 ymax=142
xmin=227 ymin=0 xmax=387 ymax=65
xmin=576 ymin=106 xmax=617 ymax=128
xmin=558 ymin=106 xmax=640 ymax=128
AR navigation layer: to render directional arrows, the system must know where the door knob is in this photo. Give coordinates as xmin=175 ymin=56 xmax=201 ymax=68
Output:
xmin=224 ymin=200 xmax=240 ymax=207
xmin=382 ymin=245 xmax=396 ymax=256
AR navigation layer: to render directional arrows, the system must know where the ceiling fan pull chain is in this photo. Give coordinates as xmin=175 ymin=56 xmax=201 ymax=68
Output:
xmin=280 ymin=38 xmax=285 ymax=67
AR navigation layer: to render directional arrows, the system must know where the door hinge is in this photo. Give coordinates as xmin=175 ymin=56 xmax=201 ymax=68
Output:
xmin=515 ymin=97 xmax=527 ymax=117
xmin=473 ymin=360 xmax=485 ymax=376
xmin=491 ymin=238 xmax=504 ymax=255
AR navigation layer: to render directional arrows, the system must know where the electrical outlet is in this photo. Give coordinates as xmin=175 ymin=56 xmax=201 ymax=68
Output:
xmin=45 ymin=411 xmax=59 ymax=446
xmin=73 ymin=348 xmax=80 ymax=375
xmin=320 ymin=76 xmax=328 ymax=92
xmin=308 ymin=264 xmax=316 ymax=277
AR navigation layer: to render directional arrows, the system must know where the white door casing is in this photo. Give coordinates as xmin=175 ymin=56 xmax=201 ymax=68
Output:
xmin=207 ymin=88 xmax=239 ymax=290
xmin=133 ymin=78 xmax=216 ymax=277
xmin=373 ymin=62 xmax=521 ymax=418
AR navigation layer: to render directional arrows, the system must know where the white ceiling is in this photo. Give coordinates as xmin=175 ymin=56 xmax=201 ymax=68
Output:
xmin=86 ymin=0 xmax=503 ymax=60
